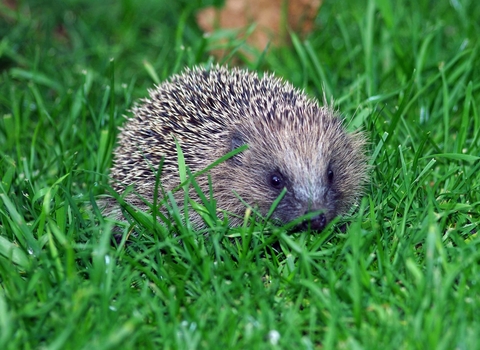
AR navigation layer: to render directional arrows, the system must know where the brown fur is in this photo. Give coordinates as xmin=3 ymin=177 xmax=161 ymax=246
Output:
xmin=104 ymin=65 xmax=368 ymax=230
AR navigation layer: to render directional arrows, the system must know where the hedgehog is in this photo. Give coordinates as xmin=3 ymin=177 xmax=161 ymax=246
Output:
xmin=104 ymin=65 xmax=368 ymax=231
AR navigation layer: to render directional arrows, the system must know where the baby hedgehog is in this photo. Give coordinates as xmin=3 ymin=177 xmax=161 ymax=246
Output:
xmin=105 ymin=65 xmax=368 ymax=231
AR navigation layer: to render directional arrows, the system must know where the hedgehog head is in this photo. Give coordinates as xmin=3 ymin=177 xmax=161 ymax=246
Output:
xmin=211 ymin=91 xmax=367 ymax=230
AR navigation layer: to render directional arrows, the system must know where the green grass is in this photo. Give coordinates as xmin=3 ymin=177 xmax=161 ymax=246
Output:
xmin=1 ymin=0 xmax=480 ymax=348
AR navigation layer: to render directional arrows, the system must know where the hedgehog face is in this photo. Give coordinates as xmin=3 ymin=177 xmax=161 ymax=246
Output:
xmin=253 ymin=149 xmax=341 ymax=230
xmin=261 ymin=167 xmax=337 ymax=231
xmin=222 ymin=151 xmax=337 ymax=230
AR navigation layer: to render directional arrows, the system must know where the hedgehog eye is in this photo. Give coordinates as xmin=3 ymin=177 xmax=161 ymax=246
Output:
xmin=269 ymin=173 xmax=284 ymax=190
xmin=327 ymin=166 xmax=334 ymax=183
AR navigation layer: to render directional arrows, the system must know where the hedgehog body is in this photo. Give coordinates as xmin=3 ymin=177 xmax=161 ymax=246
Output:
xmin=105 ymin=66 xmax=368 ymax=231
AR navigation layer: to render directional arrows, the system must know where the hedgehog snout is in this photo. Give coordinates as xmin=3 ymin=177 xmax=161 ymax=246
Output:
xmin=281 ymin=182 xmax=332 ymax=231
xmin=298 ymin=212 xmax=327 ymax=231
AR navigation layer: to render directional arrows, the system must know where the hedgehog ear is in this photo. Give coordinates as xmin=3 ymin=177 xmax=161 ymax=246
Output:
xmin=229 ymin=131 xmax=247 ymax=165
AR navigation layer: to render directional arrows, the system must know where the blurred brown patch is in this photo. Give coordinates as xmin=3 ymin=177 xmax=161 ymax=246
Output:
xmin=3 ymin=0 xmax=17 ymax=9
xmin=197 ymin=0 xmax=322 ymax=58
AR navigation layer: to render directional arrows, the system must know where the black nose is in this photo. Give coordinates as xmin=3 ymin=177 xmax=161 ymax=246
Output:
xmin=299 ymin=213 xmax=327 ymax=232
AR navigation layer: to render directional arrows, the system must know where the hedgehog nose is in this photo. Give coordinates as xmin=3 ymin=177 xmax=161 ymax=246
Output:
xmin=299 ymin=213 xmax=327 ymax=231
xmin=309 ymin=213 xmax=327 ymax=231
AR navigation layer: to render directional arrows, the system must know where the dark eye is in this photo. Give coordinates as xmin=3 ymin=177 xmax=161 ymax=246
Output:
xmin=327 ymin=167 xmax=334 ymax=183
xmin=269 ymin=173 xmax=284 ymax=189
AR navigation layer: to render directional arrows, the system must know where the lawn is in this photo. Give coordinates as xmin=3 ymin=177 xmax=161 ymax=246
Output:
xmin=1 ymin=0 xmax=479 ymax=349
